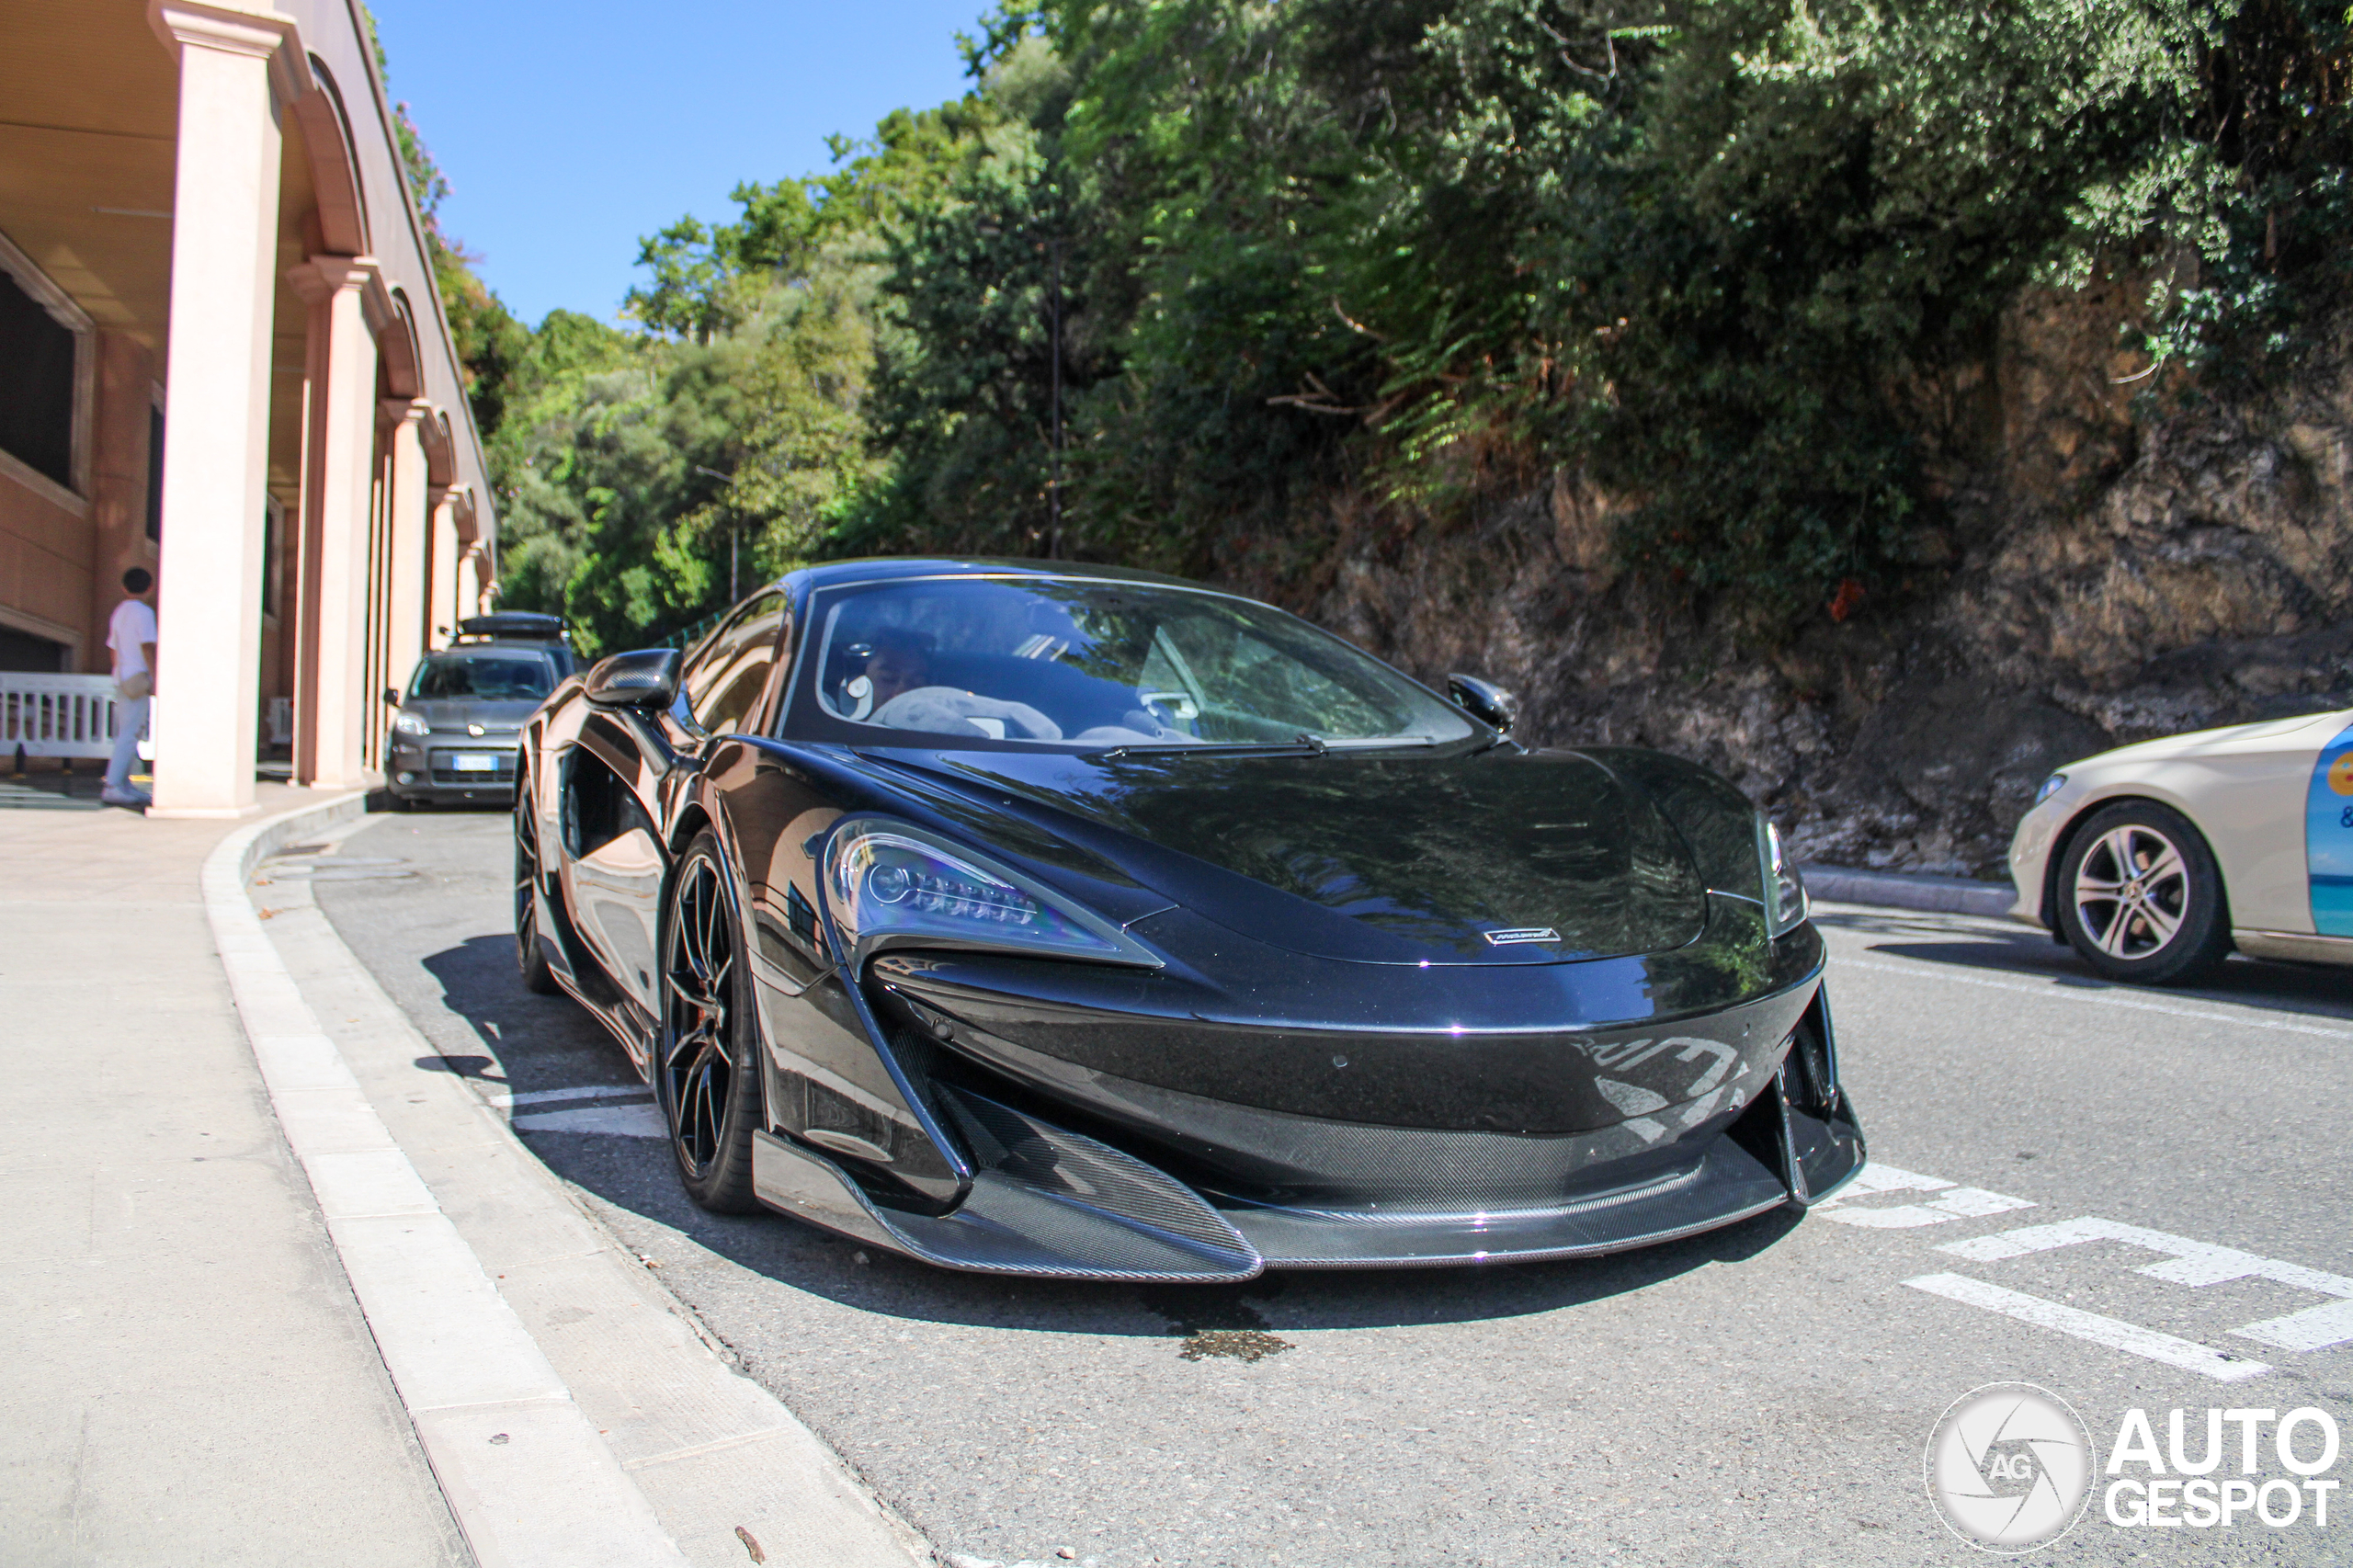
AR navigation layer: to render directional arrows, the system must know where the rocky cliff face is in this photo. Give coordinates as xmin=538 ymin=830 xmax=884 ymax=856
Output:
xmin=1227 ymin=290 xmax=2353 ymax=880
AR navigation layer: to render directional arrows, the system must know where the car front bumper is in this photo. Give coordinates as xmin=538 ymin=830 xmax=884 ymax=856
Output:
xmin=753 ymin=1068 xmax=1863 ymax=1280
xmin=388 ymin=739 xmax=519 ymax=801
xmin=753 ymin=931 xmax=1866 ymax=1279
xmin=2006 ymin=789 xmax=2082 ymax=928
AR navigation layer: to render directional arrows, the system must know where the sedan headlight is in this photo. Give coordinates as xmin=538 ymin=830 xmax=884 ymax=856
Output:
xmin=2034 ymin=772 xmax=2067 ymax=806
xmin=393 ymin=710 xmax=430 ymax=737
xmin=822 ymin=821 xmax=1159 ymax=967
xmin=1758 ymin=818 xmax=1809 ymax=937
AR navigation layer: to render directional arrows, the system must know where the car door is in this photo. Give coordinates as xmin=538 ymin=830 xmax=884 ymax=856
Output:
xmin=559 ymin=706 xmax=672 ymax=1032
xmin=702 ymin=598 xmax=971 ymax=1204
xmin=2125 ymin=711 xmax=2351 ymax=934
xmin=561 ymin=592 xmax=790 ymax=1025
xmin=2299 ymin=711 xmax=2353 ymax=934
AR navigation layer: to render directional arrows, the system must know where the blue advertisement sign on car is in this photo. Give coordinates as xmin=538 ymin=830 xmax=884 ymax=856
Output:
xmin=2305 ymin=720 xmax=2353 ymax=934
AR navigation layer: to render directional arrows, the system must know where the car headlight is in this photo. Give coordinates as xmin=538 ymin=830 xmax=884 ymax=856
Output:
xmin=1758 ymin=817 xmax=1809 ymax=937
xmin=2034 ymin=772 xmax=2067 ymax=806
xmin=393 ymin=710 xmax=430 ymax=736
xmin=821 ymin=821 xmax=1160 ymax=967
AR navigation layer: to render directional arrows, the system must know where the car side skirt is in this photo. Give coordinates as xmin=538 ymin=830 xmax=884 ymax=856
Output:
xmin=2232 ymin=927 xmax=2353 ymax=966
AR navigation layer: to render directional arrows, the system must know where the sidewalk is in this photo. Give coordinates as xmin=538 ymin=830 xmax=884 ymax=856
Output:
xmin=0 ymin=789 xmax=469 ymax=1566
xmin=1802 ymin=862 xmax=2023 ymax=919
xmin=2 ymin=789 xmax=934 ymax=1568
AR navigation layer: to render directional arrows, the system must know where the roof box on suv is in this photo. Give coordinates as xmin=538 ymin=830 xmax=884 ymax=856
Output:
xmin=457 ymin=612 xmax=565 ymax=642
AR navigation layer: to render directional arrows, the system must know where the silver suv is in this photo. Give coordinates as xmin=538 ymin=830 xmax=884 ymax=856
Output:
xmin=385 ymin=614 xmax=574 ymax=807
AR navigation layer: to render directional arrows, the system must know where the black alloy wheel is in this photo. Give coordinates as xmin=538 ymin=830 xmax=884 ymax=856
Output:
xmin=2056 ymin=801 xmax=2232 ymax=985
xmin=658 ymin=833 xmax=762 ymax=1212
xmin=513 ymin=778 xmax=559 ymax=995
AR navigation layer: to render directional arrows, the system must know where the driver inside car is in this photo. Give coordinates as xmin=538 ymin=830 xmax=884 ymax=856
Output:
xmin=842 ymin=625 xmax=1063 ymax=742
xmin=862 ymin=629 xmax=933 ymax=712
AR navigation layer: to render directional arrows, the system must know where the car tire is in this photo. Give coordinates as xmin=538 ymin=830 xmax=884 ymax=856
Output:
xmin=657 ymin=832 xmax=763 ymax=1213
xmin=513 ymin=780 xmax=561 ymax=996
xmin=2056 ymin=801 xmax=2232 ymax=985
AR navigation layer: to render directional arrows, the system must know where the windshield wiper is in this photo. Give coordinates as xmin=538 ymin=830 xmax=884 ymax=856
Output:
xmin=1317 ymin=735 xmax=1439 ymax=753
xmin=1091 ymin=740 xmax=1321 ymax=760
xmin=1090 ymin=734 xmax=1440 ymax=760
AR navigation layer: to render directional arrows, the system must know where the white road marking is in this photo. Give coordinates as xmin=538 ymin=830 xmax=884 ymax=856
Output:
xmin=1938 ymin=1215 xmax=2353 ymax=1352
xmin=513 ymin=1104 xmax=669 ymax=1139
xmin=1817 ymin=1162 xmax=1955 ymax=1198
xmin=1904 ymin=1273 xmax=2274 ymax=1382
xmin=1837 ymin=957 xmax=2353 ymax=1041
xmin=1821 ymin=1164 xmax=2345 ymax=1373
xmin=486 ymin=1084 xmax=649 ymax=1109
xmin=1812 ymin=1162 xmax=2036 ymax=1229
xmin=2245 ymin=1300 xmax=2353 ymax=1354
xmin=1917 ymin=1187 xmax=2040 ymax=1219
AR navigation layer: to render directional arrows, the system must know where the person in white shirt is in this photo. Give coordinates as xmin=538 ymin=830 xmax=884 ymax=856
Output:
xmin=103 ymin=567 xmax=156 ymax=809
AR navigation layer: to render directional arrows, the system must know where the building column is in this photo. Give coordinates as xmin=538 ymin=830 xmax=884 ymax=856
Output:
xmin=85 ymin=332 xmax=159 ymax=670
xmin=144 ymin=1 xmax=303 ymax=817
xmin=285 ymin=256 xmax=382 ymax=789
xmin=457 ymin=542 xmax=485 ymax=623
xmin=380 ymin=400 xmax=430 ymax=713
xmin=426 ymin=484 xmax=460 ymax=647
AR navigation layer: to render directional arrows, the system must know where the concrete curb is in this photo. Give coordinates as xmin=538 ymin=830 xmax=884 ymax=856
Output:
xmin=1802 ymin=862 xmax=2024 ymax=919
xmin=202 ymin=793 xmax=694 ymax=1568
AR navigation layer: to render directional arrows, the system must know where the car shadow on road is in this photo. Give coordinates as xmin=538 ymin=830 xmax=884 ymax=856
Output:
xmin=1813 ymin=906 xmax=2353 ymax=1026
xmin=415 ymin=934 xmax=1815 ymax=1343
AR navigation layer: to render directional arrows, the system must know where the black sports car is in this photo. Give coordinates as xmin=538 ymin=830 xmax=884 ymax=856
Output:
xmin=514 ymin=559 xmax=1864 ymax=1280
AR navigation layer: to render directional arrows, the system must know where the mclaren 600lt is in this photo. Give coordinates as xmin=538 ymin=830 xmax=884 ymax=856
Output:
xmin=513 ymin=559 xmax=1863 ymax=1281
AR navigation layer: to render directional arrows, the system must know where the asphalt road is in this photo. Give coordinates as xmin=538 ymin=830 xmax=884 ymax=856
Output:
xmin=317 ymin=808 xmax=2353 ymax=1568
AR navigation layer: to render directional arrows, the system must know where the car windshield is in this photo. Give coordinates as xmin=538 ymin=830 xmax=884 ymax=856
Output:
xmin=409 ymin=653 xmax=554 ymax=701
xmin=788 ymin=576 xmax=1476 ymax=749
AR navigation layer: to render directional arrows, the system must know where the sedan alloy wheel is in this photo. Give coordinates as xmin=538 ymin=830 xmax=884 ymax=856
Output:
xmin=2057 ymin=801 xmax=2231 ymax=984
xmin=2073 ymin=823 xmax=2188 ymax=960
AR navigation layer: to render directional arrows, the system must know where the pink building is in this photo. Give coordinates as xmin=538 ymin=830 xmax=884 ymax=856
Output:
xmin=0 ymin=0 xmax=498 ymax=814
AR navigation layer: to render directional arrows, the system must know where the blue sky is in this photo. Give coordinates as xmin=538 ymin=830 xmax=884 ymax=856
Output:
xmin=369 ymin=1 xmax=985 ymax=327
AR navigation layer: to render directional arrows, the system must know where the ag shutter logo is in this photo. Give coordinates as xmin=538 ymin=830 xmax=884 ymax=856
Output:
xmin=1926 ymin=1383 xmax=2097 ymax=1552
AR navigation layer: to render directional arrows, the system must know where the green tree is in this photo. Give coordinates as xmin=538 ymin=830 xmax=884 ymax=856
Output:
xmin=422 ymin=0 xmax=2353 ymax=653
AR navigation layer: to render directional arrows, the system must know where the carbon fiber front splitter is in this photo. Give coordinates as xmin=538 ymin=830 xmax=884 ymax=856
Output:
xmin=750 ymin=1079 xmax=1864 ymax=1280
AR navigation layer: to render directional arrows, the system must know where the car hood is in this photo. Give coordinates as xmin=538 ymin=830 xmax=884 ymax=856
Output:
xmin=407 ymin=697 xmax=543 ymax=733
xmin=2071 ymin=708 xmax=2349 ymax=770
xmin=868 ymin=745 xmax=1711 ymax=966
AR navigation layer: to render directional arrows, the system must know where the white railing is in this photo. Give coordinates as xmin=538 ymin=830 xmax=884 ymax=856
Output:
xmin=0 ymin=673 xmax=147 ymax=760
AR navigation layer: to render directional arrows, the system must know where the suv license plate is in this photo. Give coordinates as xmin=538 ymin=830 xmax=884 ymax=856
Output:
xmin=451 ymin=753 xmax=498 ymax=772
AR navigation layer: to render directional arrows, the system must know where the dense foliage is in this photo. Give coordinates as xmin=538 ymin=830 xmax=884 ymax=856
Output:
xmin=406 ymin=0 xmax=2353 ymax=653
